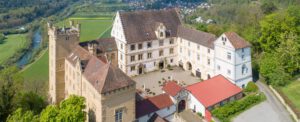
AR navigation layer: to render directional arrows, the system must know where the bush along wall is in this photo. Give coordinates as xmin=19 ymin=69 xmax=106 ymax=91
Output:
xmin=212 ymin=93 xmax=266 ymax=122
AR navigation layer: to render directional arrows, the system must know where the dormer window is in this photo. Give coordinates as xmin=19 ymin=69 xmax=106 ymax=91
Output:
xmin=160 ymin=32 xmax=163 ymax=37
xmin=155 ymin=23 xmax=166 ymax=39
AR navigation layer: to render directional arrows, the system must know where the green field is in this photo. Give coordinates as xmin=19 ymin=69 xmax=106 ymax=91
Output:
xmin=0 ymin=34 xmax=27 ymax=65
xmin=280 ymin=80 xmax=300 ymax=111
xmin=20 ymin=50 xmax=49 ymax=82
xmin=21 ymin=17 xmax=113 ymax=82
xmin=58 ymin=18 xmax=113 ymax=42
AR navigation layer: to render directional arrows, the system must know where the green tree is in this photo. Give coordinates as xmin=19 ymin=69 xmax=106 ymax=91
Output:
xmin=0 ymin=66 xmax=23 ymax=121
xmin=259 ymin=6 xmax=300 ymax=52
xmin=276 ymin=34 xmax=300 ymax=74
xmin=40 ymin=95 xmax=86 ymax=122
xmin=40 ymin=105 xmax=59 ymax=122
xmin=244 ymin=82 xmax=258 ymax=93
xmin=16 ymin=91 xmax=47 ymax=114
xmin=207 ymin=24 xmax=223 ymax=36
xmin=57 ymin=95 xmax=86 ymax=122
xmin=6 ymin=108 xmax=39 ymax=122
xmin=261 ymin=2 xmax=277 ymax=14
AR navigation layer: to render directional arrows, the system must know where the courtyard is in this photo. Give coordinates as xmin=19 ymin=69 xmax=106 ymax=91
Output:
xmin=132 ymin=66 xmax=200 ymax=96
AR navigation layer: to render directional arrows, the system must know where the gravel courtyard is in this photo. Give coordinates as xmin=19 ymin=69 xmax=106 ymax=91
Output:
xmin=132 ymin=67 xmax=200 ymax=96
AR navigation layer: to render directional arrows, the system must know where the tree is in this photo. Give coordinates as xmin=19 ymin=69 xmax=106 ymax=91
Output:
xmin=6 ymin=108 xmax=39 ymax=122
xmin=15 ymin=91 xmax=47 ymax=114
xmin=40 ymin=105 xmax=59 ymax=122
xmin=276 ymin=34 xmax=300 ymax=74
xmin=259 ymin=6 xmax=300 ymax=52
xmin=244 ymin=82 xmax=258 ymax=93
xmin=261 ymin=2 xmax=277 ymax=14
xmin=207 ymin=24 xmax=223 ymax=36
xmin=0 ymin=66 xmax=23 ymax=121
xmin=40 ymin=95 xmax=86 ymax=122
xmin=57 ymin=95 xmax=86 ymax=122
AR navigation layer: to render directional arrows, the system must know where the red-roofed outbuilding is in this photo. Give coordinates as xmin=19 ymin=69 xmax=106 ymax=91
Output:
xmin=162 ymin=81 xmax=182 ymax=96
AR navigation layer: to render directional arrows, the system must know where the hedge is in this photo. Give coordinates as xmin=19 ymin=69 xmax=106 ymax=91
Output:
xmin=212 ymin=93 xmax=266 ymax=122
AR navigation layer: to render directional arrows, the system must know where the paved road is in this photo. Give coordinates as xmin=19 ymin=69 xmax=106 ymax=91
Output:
xmin=233 ymin=81 xmax=293 ymax=122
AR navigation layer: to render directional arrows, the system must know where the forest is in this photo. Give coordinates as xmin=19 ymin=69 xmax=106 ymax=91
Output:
xmin=0 ymin=0 xmax=80 ymax=30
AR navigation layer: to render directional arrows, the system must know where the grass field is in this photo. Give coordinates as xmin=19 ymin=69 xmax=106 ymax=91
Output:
xmin=0 ymin=34 xmax=27 ymax=65
xmin=280 ymin=80 xmax=300 ymax=111
xmin=20 ymin=50 xmax=49 ymax=82
xmin=21 ymin=16 xmax=113 ymax=82
xmin=57 ymin=18 xmax=113 ymax=42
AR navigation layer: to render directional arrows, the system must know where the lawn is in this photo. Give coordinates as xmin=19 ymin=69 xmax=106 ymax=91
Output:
xmin=280 ymin=80 xmax=300 ymax=112
xmin=20 ymin=50 xmax=49 ymax=82
xmin=0 ymin=34 xmax=27 ymax=65
xmin=57 ymin=17 xmax=113 ymax=42
xmin=21 ymin=16 xmax=113 ymax=83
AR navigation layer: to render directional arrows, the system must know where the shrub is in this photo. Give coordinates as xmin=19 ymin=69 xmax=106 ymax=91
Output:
xmin=244 ymin=82 xmax=258 ymax=93
xmin=212 ymin=93 xmax=266 ymax=122
xmin=197 ymin=112 xmax=202 ymax=117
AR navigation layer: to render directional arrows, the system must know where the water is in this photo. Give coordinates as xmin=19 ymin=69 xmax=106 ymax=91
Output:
xmin=17 ymin=29 xmax=42 ymax=68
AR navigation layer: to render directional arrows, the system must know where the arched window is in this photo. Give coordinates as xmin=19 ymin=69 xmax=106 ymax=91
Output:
xmin=242 ymin=64 xmax=248 ymax=75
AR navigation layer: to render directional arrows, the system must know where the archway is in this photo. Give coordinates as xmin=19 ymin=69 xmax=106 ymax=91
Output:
xmin=186 ymin=62 xmax=192 ymax=70
xmin=138 ymin=64 xmax=143 ymax=74
xmin=159 ymin=60 xmax=164 ymax=69
xmin=178 ymin=100 xmax=186 ymax=112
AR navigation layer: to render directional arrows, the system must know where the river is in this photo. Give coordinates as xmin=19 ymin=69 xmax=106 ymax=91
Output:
xmin=17 ymin=29 xmax=42 ymax=68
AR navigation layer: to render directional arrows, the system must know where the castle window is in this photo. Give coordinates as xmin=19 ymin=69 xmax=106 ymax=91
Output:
xmin=120 ymin=54 xmax=123 ymax=60
xmin=115 ymin=108 xmax=123 ymax=122
xmin=130 ymin=55 xmax=135 ymax=62
xmin=169 ymin=48 xmax=174 ymax=54
xmin=130 ymin=66 xmax=135 ymax=71
xmin=208 ymin=59 xmax=210 ymax=65
xmin=208 ymin=49 xmax=210 ymax=53
xmin=138 ymin=43 xmax=143 ymax=50
xmin=159 ymin=40 xmax=164 ymax=46
xmin=197 ymin=45 xmax=200 ymax=50
xmin=180 ymin=47 xmax=182 ymax=53
xmin=159 ymin=50 xmax=164 ymax=57
xmin=160 ymin=32 xmax=164 ymax=37
xmin=188 ymin=50 xmax=191 ymax=57
xmin=242 ymin=48 xmax=244 ymax=53
xmin=138 ymin=54 xmax=143 ymax=60
xmin=170 ymin=59 xmax=173 ymax=63
xmin=120 ymin=43 xmax=123 ymax=50
xmin=66 ymin=36 xmax=69 ymax=40
xmin=227 ymin=52 xmax=231 ymax=60
xmin=242 ymin=64 xmax=248 ymax=75
xmin=227 ymin=69 xmax=231 ymax=75
xmin=170 ymin=39 xmax=174 ymax=44
xmin=188 ymin=42 xmax=190 ymax=47
xmin=130 ymin=44 xmax=135 ymax=51
xmin=217 ymin=65 xmax=221 ymax=70
xmin=147 ymin=52 xmax=152 ymax=59
xmin=242 ymin=55 xmax=245 ymax=61
xmin=197 ymin=54 xmax=200 ymax=60
xmin=147 ymin=42 xmax=152 ymax=48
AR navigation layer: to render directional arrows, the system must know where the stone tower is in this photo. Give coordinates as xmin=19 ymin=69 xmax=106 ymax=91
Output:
xmin=48 ymin=21 xmax=80 ymax=104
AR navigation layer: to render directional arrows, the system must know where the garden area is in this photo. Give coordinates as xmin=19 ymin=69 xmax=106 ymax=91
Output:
xmin=211 ymin=82 xmax=266 ymax=122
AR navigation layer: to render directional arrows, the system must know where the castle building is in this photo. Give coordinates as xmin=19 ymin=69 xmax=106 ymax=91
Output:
xmin=48 ymin=8 xmax=252 ymax=122
xmin=48 ymin=22 xmax=136 ymax=122
xmin=111 ymin=9 xmax=252 ymax=88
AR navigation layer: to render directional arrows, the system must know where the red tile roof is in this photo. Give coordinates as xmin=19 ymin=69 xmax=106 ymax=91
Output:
xmin=136 ymin=94 xmax=174 ymax=118
xmin=224 ymin=32 xmax=251 ymax=49
xmin=162 ymin=81 xmax=182 ymax=96
xmin=186 ymin=75 xmax=242 ymax=108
